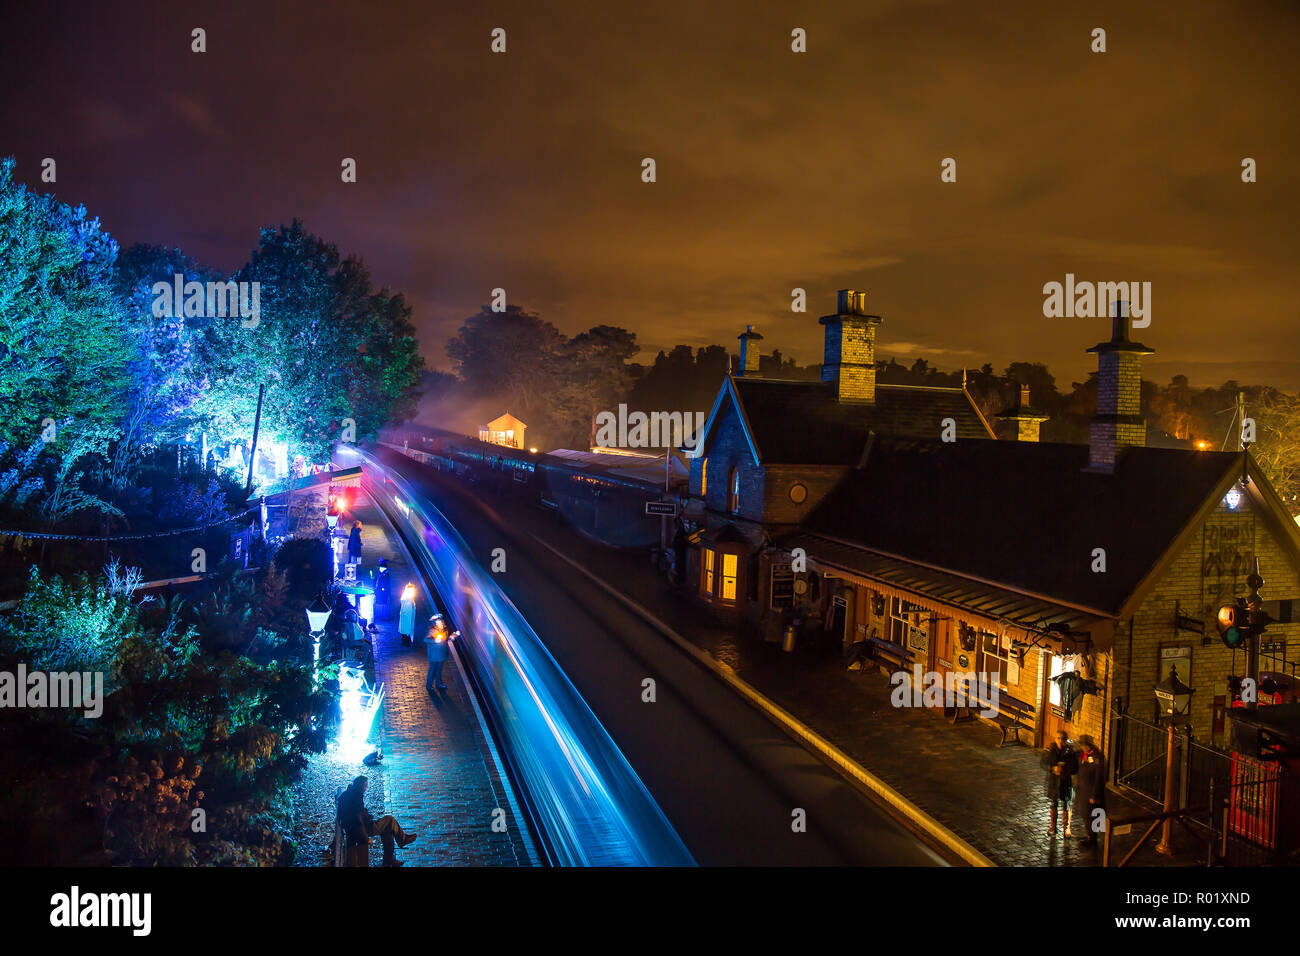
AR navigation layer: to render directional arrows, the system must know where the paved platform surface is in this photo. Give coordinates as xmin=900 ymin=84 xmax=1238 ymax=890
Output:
xmin=295 ymin=492 xmax=538 ymax=867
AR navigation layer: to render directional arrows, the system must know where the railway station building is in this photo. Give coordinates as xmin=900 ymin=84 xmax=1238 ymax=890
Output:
xmin=681 ymin=290 xmax=1300 ymax=761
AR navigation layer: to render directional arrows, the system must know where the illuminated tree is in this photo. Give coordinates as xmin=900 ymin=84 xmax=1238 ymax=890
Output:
xmin=0 ymin=158 xmax=133 ymax=448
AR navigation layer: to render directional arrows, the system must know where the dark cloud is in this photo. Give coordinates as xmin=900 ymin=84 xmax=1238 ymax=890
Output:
xmin=2 ymin=0 xmax=1295 ymax=387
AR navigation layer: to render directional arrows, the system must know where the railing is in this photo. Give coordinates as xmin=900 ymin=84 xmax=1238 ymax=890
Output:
xmin=352 ymin=446 xmax=694 ymax=867
xmin=1111 ymin=708 xmax=1171 ymax=806
xmin=1111 ymin=703 xmax=1296 ymax=865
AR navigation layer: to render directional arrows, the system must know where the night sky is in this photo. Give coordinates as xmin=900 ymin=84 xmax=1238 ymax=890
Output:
xmin=2 ymin=0 xmax=1296 ymax=389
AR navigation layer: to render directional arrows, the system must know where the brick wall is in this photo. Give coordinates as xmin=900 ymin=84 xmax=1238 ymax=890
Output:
xmin=692 ymin=397 xmax=765 ymax=522
xmin=1109 ymin=493 xmax=1300 ymax=745
xmin=762 ymin=464 xmax=849 ymax=525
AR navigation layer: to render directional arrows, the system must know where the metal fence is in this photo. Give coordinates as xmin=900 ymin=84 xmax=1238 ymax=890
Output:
xmin=1111 ymin=702 xmax=1296 ymax=865
xmin=1111 ymin=708 xmax=1172 ymax=806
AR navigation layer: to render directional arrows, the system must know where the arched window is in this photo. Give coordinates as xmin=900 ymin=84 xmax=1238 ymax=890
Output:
xmin=699 ymin=457 xmax=708 ymax=497
xmin=727 ymin=466 xmax=740 ymax=513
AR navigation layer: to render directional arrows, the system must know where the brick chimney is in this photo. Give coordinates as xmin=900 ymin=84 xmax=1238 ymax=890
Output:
xmin=1086 ymin=301 xmax=1153 ymax=471
xmin=737 ymin=325 xmax=763 ymax=377
xmin=820 ymin=290 xmax=883 ymax=404
xmin=996 ymin=384 xmax=1049 ymax=441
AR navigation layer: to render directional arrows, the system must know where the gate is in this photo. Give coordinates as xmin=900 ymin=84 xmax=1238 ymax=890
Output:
xmin=1110 ymin=708 xmax=1171 ymax=806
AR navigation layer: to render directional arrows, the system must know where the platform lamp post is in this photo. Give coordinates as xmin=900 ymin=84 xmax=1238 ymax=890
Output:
xmin=307 ymin=593 xmax=332 ymax=689
xmin=1153 ymin=665 xmax=1195 ymax=855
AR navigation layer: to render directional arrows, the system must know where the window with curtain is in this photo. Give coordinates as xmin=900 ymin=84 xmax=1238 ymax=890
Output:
xmin=727 ymin=466 xmax=740 ymax=513
xmin=702 ymin=548 xmax=714 ymax=596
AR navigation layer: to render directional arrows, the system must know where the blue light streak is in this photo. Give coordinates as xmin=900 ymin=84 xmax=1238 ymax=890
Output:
xmin=356 ymin=448 xmax=694 ymax=867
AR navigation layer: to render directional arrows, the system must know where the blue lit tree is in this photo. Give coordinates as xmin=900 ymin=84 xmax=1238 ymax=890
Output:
xmin=0 ymin=158 xmax=133 ymax=448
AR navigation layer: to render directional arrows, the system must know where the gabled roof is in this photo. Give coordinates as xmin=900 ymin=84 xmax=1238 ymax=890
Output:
xmin=484 ymin=412 xmax=526 ymax=430
xmin=691 ymin=375 xmax=994 ymax=466
xmin=798 ymin=437 xmax=1293 ymax=617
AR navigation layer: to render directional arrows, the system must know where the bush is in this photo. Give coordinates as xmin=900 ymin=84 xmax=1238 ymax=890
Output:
xmin=274 ymin=537 xmax=332 ymax=598
xmin=0 ymin=562 xmax=335 ymax=865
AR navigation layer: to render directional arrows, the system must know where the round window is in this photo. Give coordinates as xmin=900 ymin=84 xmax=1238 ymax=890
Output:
xmin=789 ymin=482 xmax=808 ymax=504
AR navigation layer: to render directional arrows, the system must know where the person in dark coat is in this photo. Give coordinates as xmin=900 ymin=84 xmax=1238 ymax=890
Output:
xmin=1073 ymin=734 xmax=1107 ymax=845
xmin=337 ymin=775 xmax=417 ymax=867
xmin=373 ymin=558 xmax=391 ymax=622
xmin=348 ymin=521 xmax=363 ymax=564
xmin=1042 ymin=730 xmax=1079 ymax=836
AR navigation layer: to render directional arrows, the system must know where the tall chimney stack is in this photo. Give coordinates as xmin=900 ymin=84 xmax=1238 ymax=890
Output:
xmin=1087 ymin=300 xmax=1153 ymax=471
xmin=820 ymin=289 xmax=883 ymax=404
xmin=996 ymin=384 xmax=1049 ymax=442
xmin=737 ymin=325 xmax=763 ymax=377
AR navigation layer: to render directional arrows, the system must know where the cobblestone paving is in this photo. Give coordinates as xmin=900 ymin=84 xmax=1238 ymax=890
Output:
xmin=294 ymin=494 xmax=537 ymax=867
xmin=599 ymin=557 xmax=1197 ymax=867
xmin=406 ymin=464 xmax=1202 ymax=868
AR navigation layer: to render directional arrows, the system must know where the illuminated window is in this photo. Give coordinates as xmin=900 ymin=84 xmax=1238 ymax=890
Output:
xmin=981 ymin=632 xmax=1011 ymax=687
xmin=1048 ymin=654 xmax=1076 ymax=708
xmin=728 ymin=466 xmax=740 ymax=513
xmin=888 ymin=597 xmax=928 ymax=649
xmin=720 ymin=553 xmax=738 ymax=601
xmin=702 ymin=548 xmax=714 ymax=596
xmin=700 ymin=457 xmax=708 ymax=497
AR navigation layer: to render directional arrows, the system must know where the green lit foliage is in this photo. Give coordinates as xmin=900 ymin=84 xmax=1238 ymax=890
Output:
xmin=202 ymin=220 xmax=425 ymax=464
xmin=0 ymin=158 xmax=134 ymax=448
xmin=0 ymin=562 xmax=334 ymax=866
xmin=3 ymin=560 xmax=140 ymax=674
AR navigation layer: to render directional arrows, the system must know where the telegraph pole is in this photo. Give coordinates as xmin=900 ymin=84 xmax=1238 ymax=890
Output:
xmin=245 ymin=383 xmax=265 ymax=496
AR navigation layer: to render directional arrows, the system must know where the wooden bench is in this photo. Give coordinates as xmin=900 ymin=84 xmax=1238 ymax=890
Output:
xmin=949 ymin=676 xmax=980 ymax=725
xmin=866 ymin=636 xmax=914 ymax=674
xmin=986 ymin=691 xmax=1035 ymax=748
xmin=950 ymin=677 xmax=1033 ymax=747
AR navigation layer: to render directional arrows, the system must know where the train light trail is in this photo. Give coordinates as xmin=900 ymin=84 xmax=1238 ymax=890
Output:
xmin=356 ymin=447 xmax=694 ymax=867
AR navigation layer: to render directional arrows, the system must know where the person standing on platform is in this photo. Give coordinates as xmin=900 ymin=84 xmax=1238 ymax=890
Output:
xmin=1074 ymin=735 xmax=1107 ymax=846
xmin=373 ymin=558 xmax=392 ymax=622
xmin=399 ymin=583 xmax=417 ymax=647
xmin=1043 ymin=730 xmax=1078 ymax=837
xmin=425 ymin=615 xmax=455 ymax=693
xmin=348 ymin=520 xmax=363 ymax=565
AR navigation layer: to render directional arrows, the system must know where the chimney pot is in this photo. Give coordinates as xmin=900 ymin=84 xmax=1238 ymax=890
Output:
xmin=737 ymin=324 xmax=763 ymax=377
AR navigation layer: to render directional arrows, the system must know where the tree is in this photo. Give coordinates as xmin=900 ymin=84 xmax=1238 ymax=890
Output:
xmin=551 ymin=325 xmax=639 ymax=444
xmin=112 ymin=244 xmax=216 ymax=488
xmin=0 ymin=158 xmax=134 ymax=448
xmin=1251 ymin=392 xmax=1300 ymax=516
xmin=201 ymin=220 xmax=424 ymax=464
xmin=446 ymin=304 xmax=566 ymax=417
xmin=1004 ymin=362 xmax=1061 ymax=412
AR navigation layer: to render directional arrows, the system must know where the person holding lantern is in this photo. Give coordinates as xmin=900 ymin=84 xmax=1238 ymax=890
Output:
xmin=1042 ymin=729 xmax=1078 ymax=837
xmin=426 ymin=614 xmax=456 ymax=693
